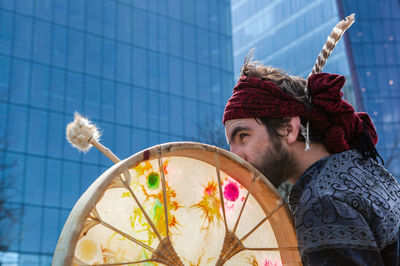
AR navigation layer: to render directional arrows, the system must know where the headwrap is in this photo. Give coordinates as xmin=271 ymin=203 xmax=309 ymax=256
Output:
xmin=222 ymin=73 xmax=378 ymax=154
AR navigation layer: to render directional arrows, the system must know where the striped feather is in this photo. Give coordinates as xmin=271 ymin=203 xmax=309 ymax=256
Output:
xmin=309 ymin=13 xmax=355 ymax=77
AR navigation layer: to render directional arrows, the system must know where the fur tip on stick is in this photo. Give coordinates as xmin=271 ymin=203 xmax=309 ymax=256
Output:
xmin=66 ymin=112 xmax=101 ymax=152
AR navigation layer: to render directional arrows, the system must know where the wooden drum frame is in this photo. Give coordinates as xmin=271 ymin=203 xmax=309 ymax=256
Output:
xmin=53 ymin=142 xmax=301 ymax=265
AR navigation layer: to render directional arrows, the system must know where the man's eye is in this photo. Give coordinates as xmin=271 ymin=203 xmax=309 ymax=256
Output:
xmin=239 ymin=133 xmax=248 ymax=140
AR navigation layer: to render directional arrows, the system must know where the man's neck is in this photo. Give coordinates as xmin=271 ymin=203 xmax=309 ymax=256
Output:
xmin=287 ymin=141 xmax=331 ymax=184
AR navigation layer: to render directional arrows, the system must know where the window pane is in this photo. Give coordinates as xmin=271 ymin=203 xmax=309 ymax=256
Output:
xmin=30 ymin=64 xmax=50 ymax=108
xmin=168 ymin=0 xmax=181 ymax=20
xmin=25 ymin=157 xmax=46 ymax=206
xmin=148 ymin=52 xmax=158 ymax=90
xmin=85 ymin=34 xmax=101 ymax=76
xmin=184 ymin=99 xmax=198 ymax=137
xmin=0 ymin=10 xmax=14 ymax=55
xmin=102 ymin=39 xmax=116 ymax=80
xmin=21 ymin=206 xmax=42 ymax=252
xmin=61 ymin=161 xmax=81 ymax=208
xmin=115 ymin=83 xmax=131 ymax=125
xmin=183 ymin=25 xmax=196 ymax=61
xmin=183 ymin=61 xmax=197 ymax=99
xmin=47 ymin=113 xmax=64 ymax=158
xmin=20 ymin=254 xmax=40 ymax=265
xmin=65 ymin=72 xmax=83 ymax=114
xmin=197 ymin=65 xmax=211 ymax=103
xmin=7 ymin=105 xmax=28 ymax=152
xmin=41 ymin=208 xmax=59 ymax=252
xmin=182 ymin=0 xmax=195 ymax=24
xmin=117 ymin=4 xmax=131 ymax=43
xmin=132 ymin=87 xmax=148 ymax=128
xmin=86 ymin=0 xmax=102 ymax=35
xmin=168 ymin=21 xmax=182 ymax=58
xmin=196 ymin=0 xmax=208 ymax=29
xmin=68 ymin=0 xmax=85 ymax=30
xmin=196 ymin=28 xmax=209 ymax=65
xmin=27 ymin=109 xmax=47 ymax=155
xmin=35 ymin=0 xmax=52 ymax=21
xmin=132 ymin=47 xmax=147 ymax=87
xmin=3 ymin=153 xmax=25 ymax=203
xmin=132 ymin=128 xmax=147 ymax=153
xmin=159 ymin=93 xmax=169 ymax=134
xmin=49 ymin=68 xmax=65 ymax=112
xmin=132 ymin=9 xmax=147 ymax=48
xmin=148 ymin=13 xmax=158 ymax=51
xmin=169 ymin=58 xmax=182 ymax=95
xmin=53 ymin=0 xmax=68 ymax=25
xmin=0 ymin=55 xmax=11 ymax=100
xmin=101 ymin=80 xmax=115 ymax=122
xmin=52 ymin=25 xmax=67 ymax=68
xmin=13 ymin=15 xmax=32 ymax=59
xmin=16 ymin=0 xmax=34 ymax=16
xmin=67 ymin=29 xmax=84 ymax=72
xmin=83 ymin=76 xmax=101 ymax=119
xmin=169 ymin=97 xmax=183 ymax=136
xmin=158 ymin=54 xmax=168 ymax=92
xmin=157 ymin=17 xmax=167 ymax=53
xmin=148 ymin=91 xmax=159 ymax=131
xmin=211 ymin=70 xmax=222 ymax=105
xmin=0 ymin=103 xmax=6 ymax=135
xmin=104 ymin=0 xmax=116 ymax=39
xmin=116 ymin=43 xmax=131 ymax=83
xmin=81 ymin=164 xmax=100 ymax=194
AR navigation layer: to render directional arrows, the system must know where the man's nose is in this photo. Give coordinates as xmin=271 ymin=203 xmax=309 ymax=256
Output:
xmin=230 ymin=145 xmax=247 ymax=161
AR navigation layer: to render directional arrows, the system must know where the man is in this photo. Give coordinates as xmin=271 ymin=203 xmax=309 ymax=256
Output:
xmin=223 ymin=58 xmax=400 ymax=265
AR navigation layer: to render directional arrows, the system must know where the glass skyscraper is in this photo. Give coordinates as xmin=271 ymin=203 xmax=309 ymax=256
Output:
xmin=0 ymin=0 xmax=233 ymax=264
xmin=338 ymin=0 xmax=400 ymax=179
xmin=231 ymin=0 xmax=399 ymax=179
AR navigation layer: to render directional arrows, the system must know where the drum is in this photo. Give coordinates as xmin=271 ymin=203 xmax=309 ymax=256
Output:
xmin=52 ymin=142 xmax=301 ymax=265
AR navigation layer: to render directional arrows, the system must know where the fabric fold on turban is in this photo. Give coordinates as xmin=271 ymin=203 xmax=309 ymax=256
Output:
xmin=223 ymin=73 xmax=378 ymax=154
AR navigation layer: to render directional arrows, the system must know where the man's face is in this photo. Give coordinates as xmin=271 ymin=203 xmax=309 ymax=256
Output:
xmin=225 ymin=118 xmax=297 ymax=187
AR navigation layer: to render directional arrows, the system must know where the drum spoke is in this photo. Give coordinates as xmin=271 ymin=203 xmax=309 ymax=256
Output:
xmin=215 ymin=151 xmax=228 ymax=230
xmin=89 ymin=213 xmax=156 ymax=253
xmin=118 ymin=172 xmax=163 ymax=241
xmin=158 ymin=152 xmax=170 ymax=240
xmin=240 ymin=202 xmax=284 ymax=242
xmin=232 ymin=173 xmax=255 ymax=234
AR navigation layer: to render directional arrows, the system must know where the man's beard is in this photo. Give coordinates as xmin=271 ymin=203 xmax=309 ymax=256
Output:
xmin=253 ymin=140 xmax=299 ymax=188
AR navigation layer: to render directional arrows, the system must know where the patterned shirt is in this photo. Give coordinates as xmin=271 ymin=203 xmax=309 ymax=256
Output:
xmin=288 ymin=149 xmax=400 ymax=265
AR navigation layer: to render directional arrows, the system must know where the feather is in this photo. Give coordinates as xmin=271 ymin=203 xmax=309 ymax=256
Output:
xmin=66 ymin=112 xmax=101 ymax=152
xmin=309 ymin=13 xmax=355 ymax=77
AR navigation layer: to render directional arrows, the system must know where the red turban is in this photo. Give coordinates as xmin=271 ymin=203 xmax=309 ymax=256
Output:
xmin=223 ymin=73 xmax=378 ymax=154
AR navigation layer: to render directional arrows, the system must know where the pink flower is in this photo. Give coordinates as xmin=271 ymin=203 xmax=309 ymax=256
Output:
xmin=223 ymin=182 xmax=239 ymax=201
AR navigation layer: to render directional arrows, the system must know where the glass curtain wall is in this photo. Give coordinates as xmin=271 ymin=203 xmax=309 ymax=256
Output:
xmin=0 ymin=0 xmax=233 ymax=264
xmin=338 ymin=0 xmax=400 ymax=180
xmin=231 ymin=0 xmax=356 ymax=105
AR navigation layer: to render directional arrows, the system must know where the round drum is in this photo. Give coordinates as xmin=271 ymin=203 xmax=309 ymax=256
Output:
xmin=53 ymin=142 xmax=301 ymax=265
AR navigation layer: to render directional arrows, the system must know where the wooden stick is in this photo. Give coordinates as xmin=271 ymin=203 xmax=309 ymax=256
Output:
xmin=89 ymin=137 xmax=120 ymax=163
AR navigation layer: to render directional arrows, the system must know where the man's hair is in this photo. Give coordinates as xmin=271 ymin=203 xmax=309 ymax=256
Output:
xmin=240 ymin=55 xmax=323 ymax=143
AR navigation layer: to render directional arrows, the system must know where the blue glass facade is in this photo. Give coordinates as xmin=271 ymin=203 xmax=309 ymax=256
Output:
xmin=231 ymin=0 xmax=400 ymax=180
xmin=0 ymin=0 xmax=233 ymax=264
xmin=231 ymin=0 xmax=356 ymax=105
xmin=338 ymin=0 xmax=400 ymax=179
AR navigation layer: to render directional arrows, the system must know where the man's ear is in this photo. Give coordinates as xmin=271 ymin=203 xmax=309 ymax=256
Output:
xmin=285 ymin=116 xmax=301 ymax=145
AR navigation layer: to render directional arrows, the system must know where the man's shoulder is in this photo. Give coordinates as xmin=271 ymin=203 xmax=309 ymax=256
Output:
xmin=291 ymin=149 xmax=400 ymax=253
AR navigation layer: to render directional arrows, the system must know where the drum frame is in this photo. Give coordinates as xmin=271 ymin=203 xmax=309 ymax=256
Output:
xmin=53 ymin=142 xmax=300 ymax=265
